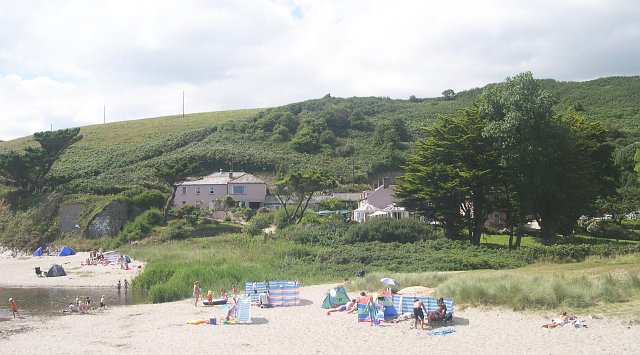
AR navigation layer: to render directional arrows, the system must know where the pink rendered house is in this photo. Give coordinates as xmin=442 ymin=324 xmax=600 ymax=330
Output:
xmin=175 ymin=171 xmax=267 ymax=210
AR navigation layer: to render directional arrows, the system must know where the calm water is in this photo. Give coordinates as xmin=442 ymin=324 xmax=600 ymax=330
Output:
xmin=0 ymin=287 xmax=147 ymax=320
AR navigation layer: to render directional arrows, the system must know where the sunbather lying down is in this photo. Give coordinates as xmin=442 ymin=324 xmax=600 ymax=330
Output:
xmin=542 ymin=311 xmax=586 ymax=328
xmin=326 ymin=300 xmax=357 ymax=315
xmin=542 ymin=311 xmax=569 ymax=328
xmin=393 ymin=312 xmax=414 ymax=323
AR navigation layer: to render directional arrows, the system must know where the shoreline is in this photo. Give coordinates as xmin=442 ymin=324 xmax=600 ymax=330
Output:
xmin=2 ymin=253 xmax=640 ymax=354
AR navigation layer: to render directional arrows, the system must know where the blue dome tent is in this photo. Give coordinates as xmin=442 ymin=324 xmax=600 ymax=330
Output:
xmin=33 ymin=246 xmax=43 ymax=257
xmin=58 ymin=246 xmax=76 ymax=256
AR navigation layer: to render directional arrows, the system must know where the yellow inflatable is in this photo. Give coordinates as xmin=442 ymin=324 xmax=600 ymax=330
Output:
xmin=186 ymin=319 xmax=209 ymax=325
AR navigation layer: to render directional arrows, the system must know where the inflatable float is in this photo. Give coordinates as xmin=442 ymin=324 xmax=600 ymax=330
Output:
xmin=186 ymin=319 xmax=209 ymax=325
xmin=202 ymin=298 xmax=227 ymax=306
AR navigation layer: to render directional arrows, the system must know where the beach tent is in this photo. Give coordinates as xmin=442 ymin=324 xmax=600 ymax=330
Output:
xmin=46 ymin=264 xmax=66 ymax=277
xmin=321 ymin=285 xmax=350 ymax=309
xmin=58 ymin=246 xmax=75 ymax=256
xmin=33 ymin=246 xmax=43 ymax=257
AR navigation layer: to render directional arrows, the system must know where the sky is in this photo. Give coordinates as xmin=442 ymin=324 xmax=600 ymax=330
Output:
xmin=1 ymin=0 xmax=639 ymax=141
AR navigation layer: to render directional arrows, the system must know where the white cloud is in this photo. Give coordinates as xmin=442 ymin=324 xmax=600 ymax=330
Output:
xmin=0 ymin=0 xmax=639 ymax=141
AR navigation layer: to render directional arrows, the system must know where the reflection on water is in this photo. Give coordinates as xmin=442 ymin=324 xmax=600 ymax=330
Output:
xmin=0 ymin=287 xmax=147 ymax=319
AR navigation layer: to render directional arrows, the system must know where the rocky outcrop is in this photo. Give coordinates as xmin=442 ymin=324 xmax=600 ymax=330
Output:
xmin=59 ymin=203 xmax=84 ymax=234
xmin=85 ymin=201 xmax=129 ymax=238
xmin=59 ymin=200 xmax=139 ymax=238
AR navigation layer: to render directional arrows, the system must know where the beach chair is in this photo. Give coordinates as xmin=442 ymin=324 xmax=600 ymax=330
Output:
xmin=258 ymin=292 xmax=270 ymax=308
xmin=236 ymin=297 xmax=252 ymax=324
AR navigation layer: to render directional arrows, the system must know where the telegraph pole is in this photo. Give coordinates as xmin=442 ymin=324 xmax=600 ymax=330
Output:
xmin=103 ymin=105 xmax=106 ymax=124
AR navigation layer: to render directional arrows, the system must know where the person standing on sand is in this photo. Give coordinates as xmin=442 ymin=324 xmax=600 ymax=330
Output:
xmin=117 ymin=280 xmax=121 ymax=292
xmin=9 ymin=298 xmax=19 ymax=318
xmin=193 ymin=281 xmax=201 ymax=306
xmin=413 ymin=299 xmax=428 ymax=330
xmin=124 ymin=279 xmax=129 ymax=291
xmin=100 ymin=295 xmax=106 ymax=309
xmin=366 ymin=295 xmax=378 ymax=326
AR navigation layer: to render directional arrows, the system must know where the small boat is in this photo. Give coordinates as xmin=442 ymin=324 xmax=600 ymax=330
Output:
xmin=202 ymin=298 xmax=227 ymax=306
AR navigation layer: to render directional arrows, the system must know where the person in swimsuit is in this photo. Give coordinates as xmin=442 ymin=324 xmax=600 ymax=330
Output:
xmin=193 ymin=281 xmax=201 ymax=307
xmin=326 ymin=299 xmax=357 ymax=315
xmin=413 ymin=299 xmax=428 ymax=329
xmin=9 ymin=298 xmax=19 ymax=318
xmin=542 ymin=311 xmax=569 ymax=328
xmin=427 ymin=301 xmax=447 ymax=325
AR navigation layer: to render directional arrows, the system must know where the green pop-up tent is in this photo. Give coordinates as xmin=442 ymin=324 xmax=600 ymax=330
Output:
xmin=321 ymin=285 xmax=350 ymax=309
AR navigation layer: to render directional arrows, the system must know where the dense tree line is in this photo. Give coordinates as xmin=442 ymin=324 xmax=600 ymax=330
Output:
xmin=397 ymin=72 xmax=618 ymax=247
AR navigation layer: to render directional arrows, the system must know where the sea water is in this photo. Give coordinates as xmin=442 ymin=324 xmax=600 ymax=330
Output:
xmin=0 ymin=287 xmax=146 ymax=319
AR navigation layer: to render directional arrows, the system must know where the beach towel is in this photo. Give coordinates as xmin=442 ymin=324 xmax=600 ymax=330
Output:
xmin=427 ymin=328 xmax=456 ymax=336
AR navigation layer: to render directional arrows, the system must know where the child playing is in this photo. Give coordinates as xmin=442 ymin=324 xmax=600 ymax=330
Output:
xmin=9 ymin=298 xmax=20 ymax=318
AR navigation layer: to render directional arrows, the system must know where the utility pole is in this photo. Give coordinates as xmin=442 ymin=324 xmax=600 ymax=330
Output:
xmin=103 ymin=105 xmax=106 ymax=124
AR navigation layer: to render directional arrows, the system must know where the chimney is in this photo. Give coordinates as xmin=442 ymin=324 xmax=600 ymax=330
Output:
xmin=229 ymin=172 xmax=233 ymax=178
xmin=383 ymin=177 xmax=389 ymax=189
xmin=219 ymin=169 xmax=223 ymax=175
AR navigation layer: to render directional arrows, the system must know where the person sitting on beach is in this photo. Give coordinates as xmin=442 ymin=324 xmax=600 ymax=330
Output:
xmin=542 ymin=311 xmax=569 ymax=328
xmin=326 ymin=299 xmax=358 ymax=315
xmin=427 ymin=300 xmax=447 ymax=325
xmin=357 ymin=292 xmax=368 ymax=304
xmin=85 ymin=296 xmax=92 ymax=308
xmin=78 ymin=301 xmax=87 ymax=312
xmin=66 ymin=302 xmax=79 ymax=313
xmin=413 ymin=299 xmax=428 ymax=329
xmin=220 ymin=288 xmax=228 ymax=299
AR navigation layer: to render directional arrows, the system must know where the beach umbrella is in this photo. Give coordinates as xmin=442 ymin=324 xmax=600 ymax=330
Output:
xmin=397 ymin=286 xmax=435 ymax=295
xmin=380 ymin=278 xmax=399 ymax=286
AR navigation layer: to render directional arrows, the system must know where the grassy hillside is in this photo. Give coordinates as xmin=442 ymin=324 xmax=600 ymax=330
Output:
xmin=0 ymin=75 xmax=638 ymax=197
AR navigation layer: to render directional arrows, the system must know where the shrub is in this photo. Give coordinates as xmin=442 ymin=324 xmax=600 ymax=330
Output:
xmin=131 ymin=189 xmax=166 ymax=210
xmin=346 ymin=218 xmax=443 ymax=243
xmin=116 ymin=209 xmax=164 ymax=244
xmin=167 ymin=220 xmax=192 ymax=240
xmin=243 ymin=212 xmax=272 ymax=236
xmin=278 ymin=221 xmax=350 ymax=246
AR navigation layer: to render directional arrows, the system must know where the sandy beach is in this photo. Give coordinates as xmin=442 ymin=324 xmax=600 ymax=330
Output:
xmin=1 ymin=252 xmax=639 ymax=355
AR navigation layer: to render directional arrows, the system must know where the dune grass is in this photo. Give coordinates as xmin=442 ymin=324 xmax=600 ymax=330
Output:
xmin=117 ymin=232 xmax=640 ymax=320
xmin=340 ymin=255 xmax=640 ymax=321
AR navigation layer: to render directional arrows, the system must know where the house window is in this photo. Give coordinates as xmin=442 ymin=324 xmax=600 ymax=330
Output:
xmin=181 ymin=186 xmax=187 ymax=194
xmin=195 ymin=201 xmax=201 ymax=208
xmin=232 ymin=185 xmax=245 ymax=194
xmin=209 ymin=186 xmax=215 ymax=195
xmin=195 ymin=187 xmax=201 ymax=195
